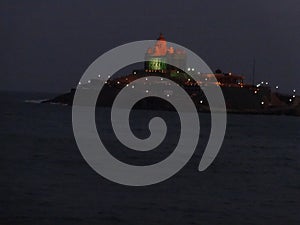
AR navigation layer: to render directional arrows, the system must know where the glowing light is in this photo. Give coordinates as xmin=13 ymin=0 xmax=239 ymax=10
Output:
xmin=293 ymin=89 xmax=296 ymax=93
xmin=160 ymin=78 xmax=164 ymax=81
xmin=275 ymin=85 xmax=279 ymax=89
xmin=117 ymin=81 xmax=120 ymax=84
xmin=88 ymin=80 xmax=91 ymax=83
xmin=177 ymin=71 xmax=179 ymax=73
xmin=188 ymin=78 xmax=191 ymax=82
xmin=289 ymin=99 xmax=292 ymax=102
xmin=133 ymin=72 xmax=136 ymax=75
xmin=126 ymin=84 xmax=129 ymax=87
xmin=78 ymin=82 xmax=81 ymax=85
xmin=205 ymin=78 xmax=208 ymax=81
xmin=191 ymin=68 xmax=195 ymax=71
xmin=200 ymin=100 xmax=203 ymax=104
xmin=187 ymin=67 xmax=191 ymax=71
xmin=98 ymin=74 xmax=101 ymax=78
xmin=145 ymin=78 xmax=148 ymax=81
xmin=108 ymin=75 xmax=110 ymax=78
xmin=261 ymin=101 xmax=264 ymax=105
xmin=132 ymin=85 xmax=135 ymax=88
xmin=148 ymin=57 xmax=167 ymax=70
xmin=256 ymin=84 xmax=261 ymax=87
xmin=292 ymin=95 xmax=296 ymax=98
xmin=146 ymin=90 xmax=149 ymax=93
xmin=229 ymin=72 xmax=232 ymax=76
xmin=166 ymin=94 xmax=170 ymax=97
xmin=265 ymin=82 xmax=269 ymax=85
xmin=197 ymin=72 xmax=201 ymax=75
xmin=254 ymin=90 xmax=258 ymax=94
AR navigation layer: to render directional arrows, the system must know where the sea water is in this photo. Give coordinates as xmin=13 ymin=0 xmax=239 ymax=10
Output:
xmin=1 ymin=91 xmax=300 ymax=225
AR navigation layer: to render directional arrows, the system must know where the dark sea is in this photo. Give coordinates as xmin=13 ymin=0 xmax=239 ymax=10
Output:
xmin=1 ymin=91 xmax=300 ymax=225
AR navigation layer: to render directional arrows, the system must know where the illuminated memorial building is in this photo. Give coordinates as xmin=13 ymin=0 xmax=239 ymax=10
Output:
xmin=100 ymin=33 xmax=274 ymax=110
xmin=144 ymin=33 xmax=186 ymax=73
xmin=102 ymin=34 xmax=273 ymax=110
xmin=117 ymin=33 xmax=249 ymax=88
xmin=67 ymin=33 xmax=298 ymax=113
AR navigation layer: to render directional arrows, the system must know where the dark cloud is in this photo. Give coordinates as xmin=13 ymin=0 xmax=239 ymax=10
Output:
xmin=0 ymin=0 xmax=299 ymax=93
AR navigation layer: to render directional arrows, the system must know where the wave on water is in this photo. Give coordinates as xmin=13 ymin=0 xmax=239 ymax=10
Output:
xmin=24 ymin=99 xmax=48 ymax=104
xmin=49 ymin=102 xmax=69 ymax=106
xmin=24 ymin=99 xmax=69 ymax=106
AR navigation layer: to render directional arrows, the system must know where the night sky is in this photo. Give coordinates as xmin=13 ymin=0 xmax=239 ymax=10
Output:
xmin=1 ymin=0 xmax=299 ymax=93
